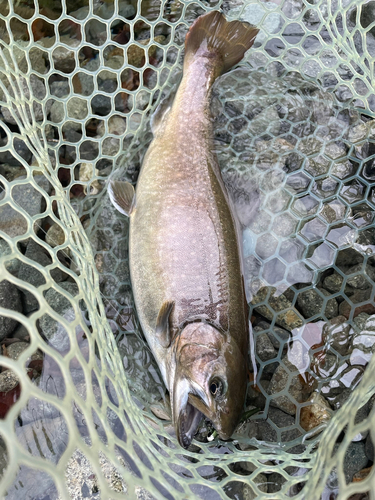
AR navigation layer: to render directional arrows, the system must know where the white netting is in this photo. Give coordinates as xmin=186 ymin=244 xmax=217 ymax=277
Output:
xmin=0 ymin=0 xmax=375 ymax=498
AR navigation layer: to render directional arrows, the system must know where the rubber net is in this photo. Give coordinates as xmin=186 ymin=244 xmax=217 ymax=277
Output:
xmin=0 ymin=0 xmax=375 ymax=498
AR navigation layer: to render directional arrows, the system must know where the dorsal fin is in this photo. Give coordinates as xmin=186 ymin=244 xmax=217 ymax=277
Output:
xmin=155 ymin=301 xmax=175 ymax=348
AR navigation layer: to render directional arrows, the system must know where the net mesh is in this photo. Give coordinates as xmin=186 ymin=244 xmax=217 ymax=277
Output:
xmin=0 ymin=0 xmax=375 ymax=498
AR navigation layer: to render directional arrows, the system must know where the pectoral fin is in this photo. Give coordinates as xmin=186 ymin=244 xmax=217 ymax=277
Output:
xmin=108 ymin=180 xmax=135 ymax=216
xmin=155 ymin=301 xmax=174 ymax=348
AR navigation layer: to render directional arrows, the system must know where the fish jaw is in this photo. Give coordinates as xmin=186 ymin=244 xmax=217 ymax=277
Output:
xmin=169 ymin=323 xmax=247 ymax=448
xmin=171 ymin=377 xmax=203 ymax=449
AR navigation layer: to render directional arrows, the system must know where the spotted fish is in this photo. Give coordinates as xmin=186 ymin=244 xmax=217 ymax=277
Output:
xmin=109 ymin=10 xmax=258 ymax=448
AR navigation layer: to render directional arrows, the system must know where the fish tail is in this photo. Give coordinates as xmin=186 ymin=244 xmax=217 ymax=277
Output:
xmin=184 ymin=11 xmax=259 ymax=75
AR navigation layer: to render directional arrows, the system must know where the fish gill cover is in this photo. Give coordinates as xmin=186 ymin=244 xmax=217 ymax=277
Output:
xmin=0 ymin=0 xmax=374 ymax=498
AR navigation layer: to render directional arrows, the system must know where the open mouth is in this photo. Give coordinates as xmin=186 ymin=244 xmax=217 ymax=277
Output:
xmin=177 ymin=401 xmax=203 ymax=449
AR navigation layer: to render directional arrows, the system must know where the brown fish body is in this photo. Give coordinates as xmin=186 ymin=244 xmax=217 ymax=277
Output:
xmin=132 ymin=57 xmax=248 ymax=373
xmin=109 ymin=11 xmax=258 ymax=447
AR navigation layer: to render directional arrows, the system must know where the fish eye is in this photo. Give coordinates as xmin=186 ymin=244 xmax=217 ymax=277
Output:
xmin=209 ymin=377 xmax=225 ymax=399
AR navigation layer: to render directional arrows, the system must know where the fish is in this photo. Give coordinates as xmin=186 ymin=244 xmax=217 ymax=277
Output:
xmin=109 ymin=10 xmax=258 ymax=449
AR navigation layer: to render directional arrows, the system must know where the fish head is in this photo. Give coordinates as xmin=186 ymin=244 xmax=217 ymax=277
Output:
xmin=169 ymin=322 xmax=247 ymax=448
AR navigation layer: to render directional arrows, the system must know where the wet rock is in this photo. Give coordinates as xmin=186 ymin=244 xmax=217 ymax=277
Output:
xmin=49 ymin=80 xmax=70 ymax=98
xmin=339 ymin=290 xmax=375 ymax=318
xmin=324 ymin=141 xmax=347 ymax=161
xmin=0 ymin=280 xmax=22 ymax=340
xmin=91 ymin=94 xmax=111 ymax=116
xmin=246 ymin=384 xmax=267 ymax=410
xmin=323 ymin=271 xmax=343 ymax=293
xmin=297 ymin=288 xmax=338 ymax=320
xmin=0 ymin=137 xmax=32 ymax=166
xmin=49 ymin=100 xmax=66 ymax=125
xmin=267 ymin=472 xmax=287 ymax=494
xmin=254 ymin=330 xmax=277 ymax=361
xmin=97 ymin=115 xmax=126 ymax=136
xmin=0 ymin=175 xmax=50 ymax=238
xmin=6 ymin=342 xmax=29 ymax=360
xmin=333 ymin=442 xmax=368 ymax=484
xmin=351 ymin=400 xmax=373 ymax=442
xmin=67 ymin=96 xmax=89 ymax=121
xmin=38 ymin=35 xmax=80 ymax=73
xmin=365 ymin=315 xmax=375 ymax=331
xmin=267 ymin=325 xmax=290 ymax=349
xmin=325 ymin=387 xmax=351 ymax=411
xmin=346 ymin=263 xmax=374 ymax=289
xmin=321 ymin=289 xmax=338 ymax=319
xmin=251 ymin=287 xmax=303 ymax=332
xmin=267 ymin=359 xmax=306 ymax=415
xmin=96 ymin=0 xmax=135 ymax=20
xmin=0 ymin=164 xmax=26 ymax=182
xmin=0 ymin=238 xmax=21 ymax=276
xmin=349 ymin=1 xmax=375 ymax=37
xmin=101 ymin=137 xmax=120 ymax=157
xmin=268 ymin=406 xmax=295 ymax=429
xmin=39 ymin=282 xmax=79 ymax=351
xmin=331 ymin=160 xmax=354 ymax=179
xmin=18 ymin=240 xmax=66 ymax=313
xmin=300 ymin=392 xmax=331 ymax=431
xmin=336 ymin=248 xmax=364 ymax=268
xmin=268 ymin=407 xmax=303 ymax=447
xmin=352 ymin=466 xmax=372 ymax=483
xmin=1 ymin=76 xmax=48 ymax=125
xmin=322 ymin=316 xmax=353 ymax=356
xmin=45 ymin=223 xmax=66 ymax=248
xmin=305 ymin=155 xmax=330 ymax=177
xmin=0 ymin=370 xmax=18 ymax=393
xmin=347 ymin=121 xmax=374 ymax=144
xmin=260 ymin=362 xmax=279 ymax=379
xmin=1 ymin=40 xmax=46 ymax=76
xmin=320 ymin=199 xmax=347 ymax=223
xmin=10 ymin=323 xmax=30 ymax=341
xmin=79 ymin=163 xmax=102 ymax=195
xmin=353 ymin=313 xmax=370 ymax=333
xmin=365 ymin=434 xmax=374 ymax=462
xmin=236 ymin=416 xmax=277 ymax=445
xmin=245 ymin=475 xmax=268 ymax=498
xmin=79 ymin=140 xmax=100 ymax=161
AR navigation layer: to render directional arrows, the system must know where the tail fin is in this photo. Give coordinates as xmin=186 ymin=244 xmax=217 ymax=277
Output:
xmin=184 ymin=11 xmax=258 ymax=74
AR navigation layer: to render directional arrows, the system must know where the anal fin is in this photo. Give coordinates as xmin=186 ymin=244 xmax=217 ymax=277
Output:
xmin=108 ymin=180 xmax=135 ymax=216
xmin=155 ymin=301 xmax=174 ymax=348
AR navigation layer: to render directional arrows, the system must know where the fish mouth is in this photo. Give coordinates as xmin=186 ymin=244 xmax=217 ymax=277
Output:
xmin=177 ymin=401 xmax=203 ymax=449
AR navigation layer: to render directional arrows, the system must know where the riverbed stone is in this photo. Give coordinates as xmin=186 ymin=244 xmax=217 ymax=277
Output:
xmin=0 ymin=280 xmax=22 ymax=340
xmin=39 ymin=282 xmax=79 ymax=351
xmin=267 ymin=359 xmax=306 ymax=415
